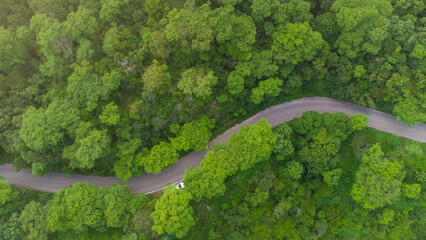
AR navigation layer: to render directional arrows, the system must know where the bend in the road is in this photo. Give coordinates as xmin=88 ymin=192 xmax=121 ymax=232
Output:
xmin=1 ymin=97 xmax=425 ymax=194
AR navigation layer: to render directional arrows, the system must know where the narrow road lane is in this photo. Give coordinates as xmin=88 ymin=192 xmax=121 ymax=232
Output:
xmin=1 ymin=97 xmax=425 ymax=194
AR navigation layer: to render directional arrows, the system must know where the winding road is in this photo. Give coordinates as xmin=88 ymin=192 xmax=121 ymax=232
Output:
xmin=1 ymin=97 xmax=425 ymax=194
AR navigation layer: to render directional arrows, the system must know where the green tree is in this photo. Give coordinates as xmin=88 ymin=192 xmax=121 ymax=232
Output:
xmin=273 ymin=0 xmax=313 ymax=24
xmin=172 ymin=116 xmax=215 ymax=152
xmin=67 ymin=65 xmax=107 ymax=112
xmin=402 ymin=183 xmax=421 ymax=199
xmin=250 ymin=0 xmax=279 ymax=22
xmin=142 ymin=60 xmax=171 ymax=94
xmin=145 ymin=0 xmax=169 ymax=25
xmin=378 ymin=208 xmax=395 ymax=225
xmin=139 ymin=142 xmax=179 ymax=174
xmin=165 ymin=5 xmax=213 ymax=57
xmin=63 ymin=6 xmax=99 ymax=42
xmin=148 ymin=30 xmax=171 ymax=59
xmin=0 ymin=177 xmax=18 ymax=205
xmin=291 ymin=111 xmax=323 ymax=136
xmin=0 ymin=26 xmax=29 ymax=75
xmin=299 ymin=128 xmax=341 ymax=176
xmin=63 ymin=128 xmax=110 ymax=170
xmin=351 ymin=144 xmax=405 ymax=210
xmin=201 ymin=119 xmax=276 ymax=178
xmin=132 ymin=209 xmax=155 ymax=238
xmin=184 ymin=167 xmax=226 ymax=201
xmin=273 ymin=122 xmax=294 ymax=160
xmin=409 ymin=44 xmax=425 ymax=59
xmin=227 ymin=71 xmax=245 ymax=96
xmin=331 ymin=0 xmax=393 ymax=58
xmin=178 ymin=68 xmax=218 ymax=99
xmin=100 ymin=102 xmax=121 ymax=126
xmin=102 ymin=68 xmax=124 ymax=91
xmin=18 ymin=201 xmax=49 ymax=240
xmin=47 ymin=183 xmax=107 ymax=233
xmin=151 ymin=187 xmax=194 ymax=238
xmin=250 ymin=77 xmax=283 ymax=104
xmin=114 ymin=139 xmax=142 ymax=181
xmin=29 ymin=0 xmax=69 ymax=20
xmin=350 ymin=114 xmax=369 ymax=131
xmin=322 ymin=168 xmax=343 ymax=187
xmin=31 ymin=162 xmax=48 ymax=177
xmin=0 ymin=212 xmax=24 ymax=240
xmin=29 ymin=13 xmax=70 ymax=78
xmin=19 ymin=100 xmax=79 ymax=152
xmin=104 ymin=183 xmax=133 ymax=228
xmin=99 ymin=0 xmax=131 ymax=23
xmin=286 ymin=161 xmax=304 ymax=180
xmin=272 ymin=22 xmax=323 ymax=65
xmin=393 ymin=95 xmax=426 ymax=126
xmin=250 ymin=50 xmax=279 ymax=79
xmin=211 ymin=6 xmax=256 ymax=60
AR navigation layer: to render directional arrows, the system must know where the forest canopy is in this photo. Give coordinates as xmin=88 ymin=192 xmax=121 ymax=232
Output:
xmin=0 ymin=0 xmax=424 ymax=179
xmin=0 ymin=0 xmax=425 ymax=239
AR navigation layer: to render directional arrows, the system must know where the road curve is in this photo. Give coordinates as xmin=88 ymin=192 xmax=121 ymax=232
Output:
xmin=1 ymin=97 xmax=425 ymax=194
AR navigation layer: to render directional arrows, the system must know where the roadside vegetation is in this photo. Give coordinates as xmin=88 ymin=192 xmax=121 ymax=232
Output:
xmin=0 ymin=0 xmax=424 ymax=239
xmin=1 ymin=113 xmax=424 ymax=239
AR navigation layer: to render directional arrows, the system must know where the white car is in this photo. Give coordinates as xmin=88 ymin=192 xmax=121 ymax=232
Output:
xmin=176 ymin=182 xmax=185 ymax=189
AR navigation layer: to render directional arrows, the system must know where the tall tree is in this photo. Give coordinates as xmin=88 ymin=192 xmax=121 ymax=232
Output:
xmin=178 ymin=68 xmax=218 ymax=99
xmin=184 ymin=167 xmax=226 ymax=201
xmin=18 ymin=201 xmax=49 ymax=240
xmin=151 ymin=187 xmax=194 ymax=238
xmin=47 ymin=183 xmax=107 ymax=233
xmin=201 ymin=119 xmax=276 ymax=178
xmin=141 ymin=60 xmax=171 ymax=94
xmin=298 ymin=128 xmax=341 ymax=176
xmin=103 ymin=183 xmax=133 ymax=228
xmin=139 ymin=142 xmax=179 ymax=174
xmin=172 ymin=116 xmax=215 ymax=152
xmin=351 ymin=144 xmax=405 ymax=210
xmin=331 ymin=0 xmax=393 ymax=58
xmin=272 ymin=22 xmax=323 ymax=66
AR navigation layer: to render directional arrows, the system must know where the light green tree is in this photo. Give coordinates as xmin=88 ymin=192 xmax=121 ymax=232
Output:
xmin=178 ymin=68 xmax=218 ymax=99
xmin=351 ymin=144 xmax=405 ymax=210
xmin=139 ymin=142 xmax=179 ymax=174
xmin=227 ymin=71 xmax=245 ymax=95
xmin=184 ymin=167 xmax=226 ymax=201
xmin=104 ymin=183 xmax=133 ymax=228
xmin=142 ymin=60 xmax=171 ymax=94
xmin=322 ymin=168 xmax=343 ymax=187
xmin=47 ymin=183 xmax=107 ymax=232
xmin=19 ymin=201 xmax=49 ymax=240
xmin=272 ymin=22 xmax=323 ymax=65
xmin=100 ymin=102 xmax=121 ymax=126
xmin=402 ymin=183 xmax=421 ymax=199
xmin=378 ymin=208 xmax=395 ymax=225
xmin=172 ymin=116 xmax=215 ymax=152
xmin=0 ymin=177 xmax=18 ymax=205
xmin=331 ymin=0 xmax=393 ymax=58
xmin=250 ymin=77 xmax=283 ymax=104
xmin=201 ymin=119 xmax=276 ymax=178
xmin=63 ymin=124 xmax=110 ymax=170
xmin=151 ymin=187 xmax=194 ymax=238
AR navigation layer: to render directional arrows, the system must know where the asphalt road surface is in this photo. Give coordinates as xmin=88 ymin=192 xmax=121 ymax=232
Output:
xmin=1 ymin=97 xmax=425 ymax=194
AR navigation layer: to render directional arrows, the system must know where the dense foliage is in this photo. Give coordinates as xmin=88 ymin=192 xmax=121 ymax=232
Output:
xmin=1 ymin=113 xmax=424 ymax=239
xmin=0 ymin=0 xmax=425 ymax=239
xmin=0 ymin=0 xmax=424 ymax=179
